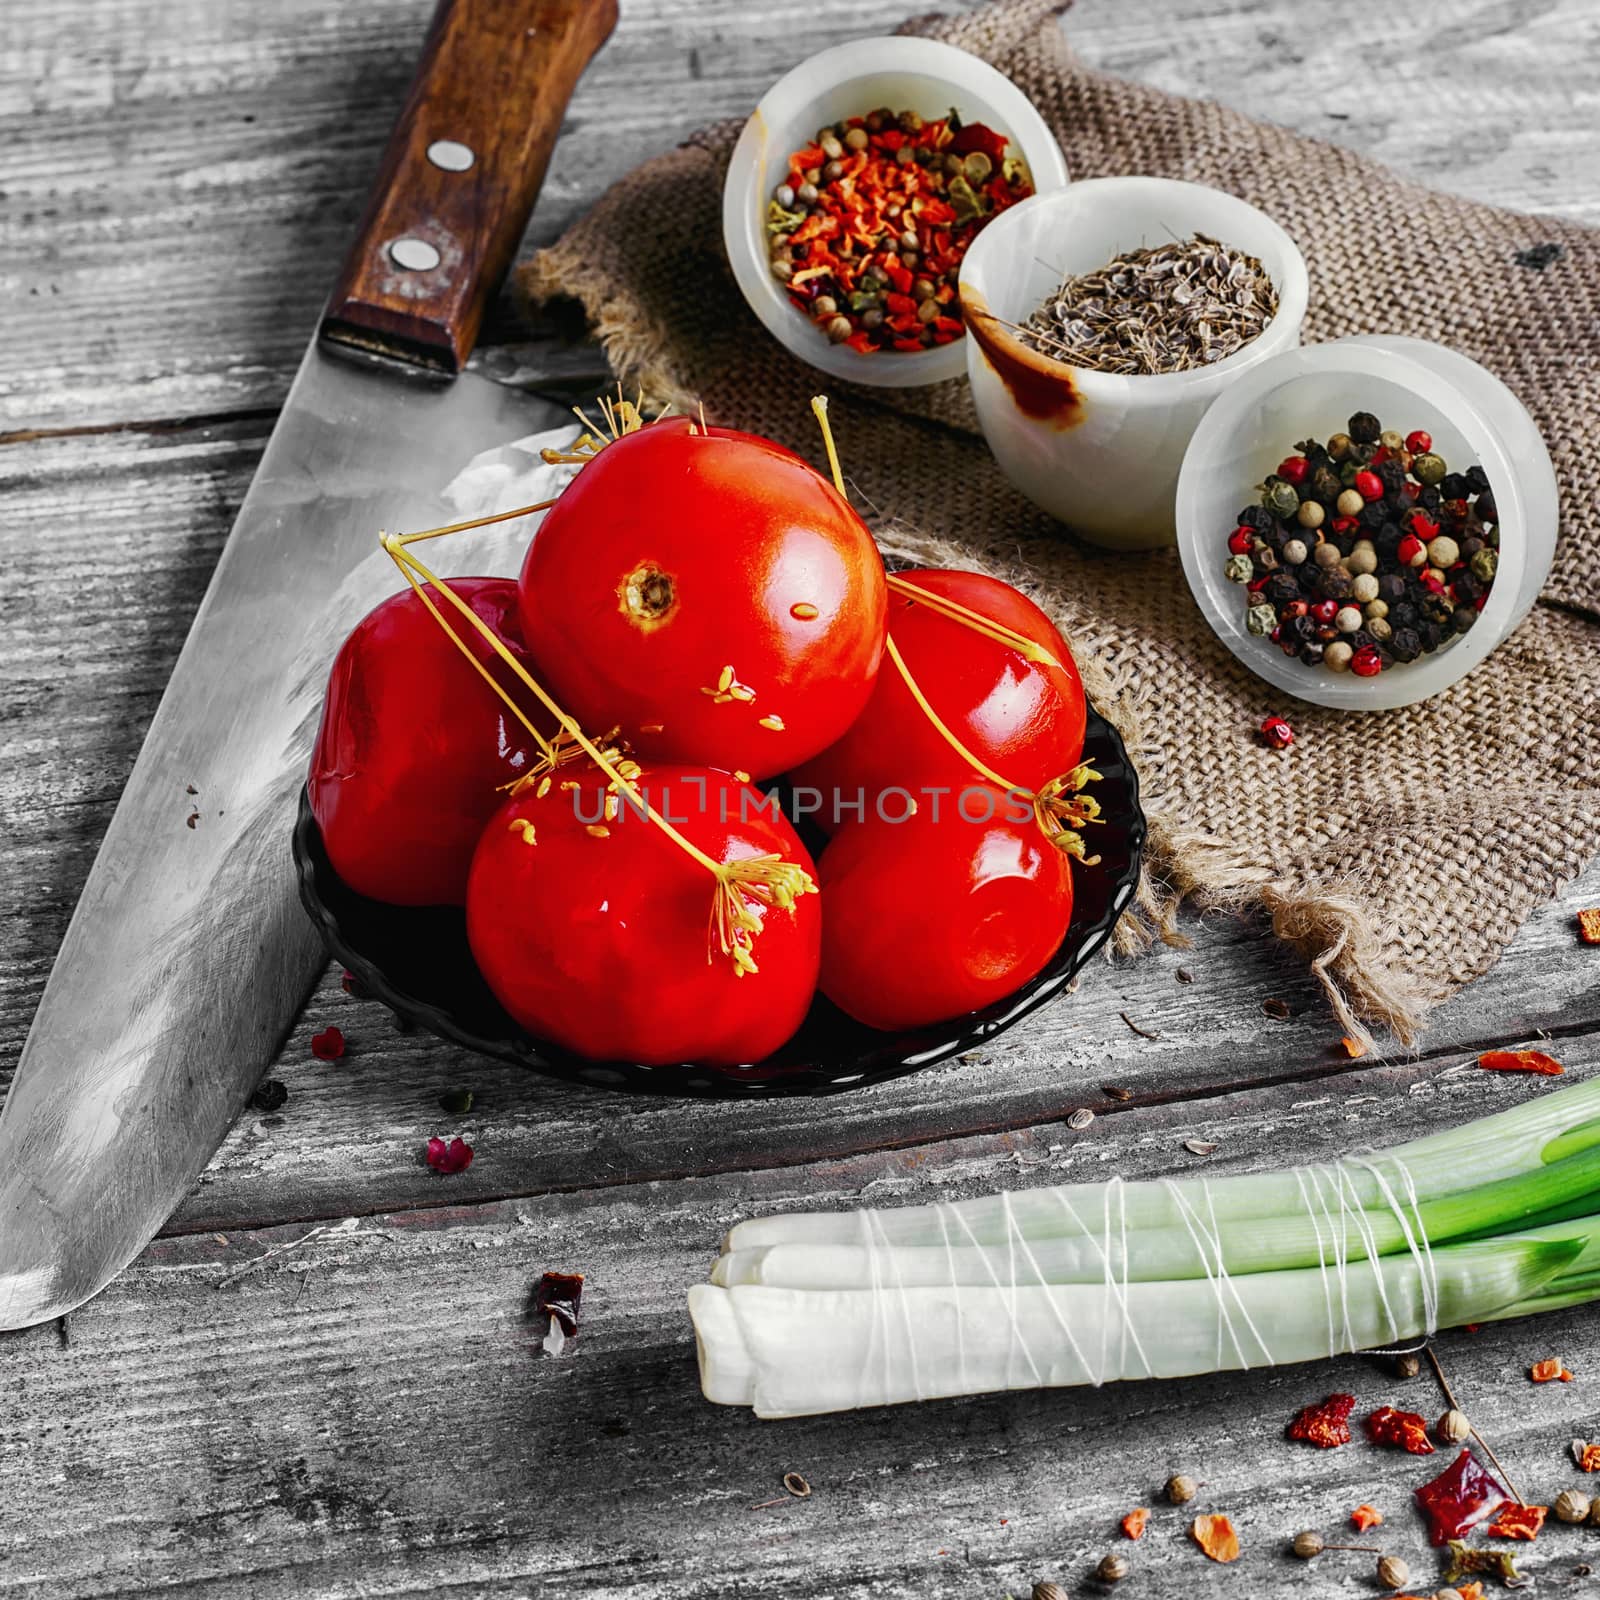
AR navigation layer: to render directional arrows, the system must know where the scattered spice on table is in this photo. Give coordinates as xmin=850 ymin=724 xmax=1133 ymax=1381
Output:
xmin=1578 ymin=909 xmax=1600 ymax=945
xmin=1096 ymin=1551 xmax=1130 ymax=1582
xmin=1367 ymin=1404 xmax=1435 ymax=1454
xmin=1529 ymin=1356 xmax=1574 ymax=1382
xmin=1480 ymin=1048 xmax=1565 ymax=1076
xmin=250 ymin=1078 xmax=288 ymax=1113
xmin=339 ymin=969 xmax=370 ymax=999
xmin=1067 ymin=1107 xmax=1095 ymax=1131
xmin=425 ymin=1134 xmax=473 ymax=1175
xmin=1416 ymin=1450 xmax=1510 ymax=1544
xmin=1016 ymin=233 xmax=1278 ymax=375
xmin=765 ymin=107 xmax=1032 ymax=352
xmin=1120 ymin=1507 xmax=1149 ymax=1540
xmin=310 ymin=1025 xmax=345 ymax=1061
xmin=1262 ymin=996 xmax=1292 ymax=1019
xmin=1374 ymin=1553 xmax=1410 ymax=1590
xmin=783 ymin=1472 xmax=811 ymax=1499
xmin=1444 ymin=1541 xmax=1523 ymax=1588
xmin=1189 ymin=1513 xmax=1240 ymax=1563
xmin=438 ymin=1087 xmax=475 ymax=1115
xmin=1287 ymin=1391 xmax=1355 ymax=1449
xmin=1340 ymin=1035 xmax=1368 ymax=1059
xmin=1349 ymin=1503 xmax=1383 ymax=1532
xmin=1577 ymin=1440 xmax=1600 ymax=1472
xmin=1554 ymin=1487 xmax=1591 ymax=1522
xmin=1437 ymin=1408 xmax=1472 ymax=1445
xmin=1224 ymin=414 xmax=1499 ymax=675
xmin=1183 ymin=1138 xmax=1217 ymax=1156
xmin=1164 ymin=1474 xmax=1198 ymax=1505
xmin=534 ymin=1270 xmax=584 ymax=1338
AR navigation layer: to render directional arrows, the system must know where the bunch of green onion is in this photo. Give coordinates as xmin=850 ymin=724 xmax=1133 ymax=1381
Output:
xmin=690 ymin=1079 xmax=1600 ymax=1418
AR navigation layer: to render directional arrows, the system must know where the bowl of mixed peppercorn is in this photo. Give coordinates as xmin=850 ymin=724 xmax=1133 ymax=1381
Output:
xmin=722 ymin=35 xmax=1068 ymax=387
xmin=1177 ymin=336 xmax=1558 ymax=710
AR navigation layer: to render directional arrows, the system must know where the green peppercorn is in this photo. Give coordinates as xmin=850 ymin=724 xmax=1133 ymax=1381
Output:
xmin=1311 ymin=465 xmax=1342 ymax=501
xmin=1247 ymin=603 xmax=1277 ymax=636
xmin=1264 ymin=480 xmax=1300 ymax=518
xmin=1470 ymin=547 xmax=1497 ymax=582
xmin=1225 ymin=554 xmax=1254 ymax=583
xmin=1412 ymin=451 xmax=1447 ymax=485
xmin=1348 ymin=411 xmax=1381 ymax=445
xmin=1379 ymin=430 xmax=1405 ymax=454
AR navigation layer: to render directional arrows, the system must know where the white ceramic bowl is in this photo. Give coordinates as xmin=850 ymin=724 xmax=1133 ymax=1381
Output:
xmin=1176 ymin=335 xmax=1558 ymax=710
xmin=722 ymin=36 xmax=1069 ymax=389
xmin=959 ymin=177 xmax=1309 ymax=549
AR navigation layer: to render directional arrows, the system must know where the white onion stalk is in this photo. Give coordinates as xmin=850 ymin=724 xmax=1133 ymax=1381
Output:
xmin=692 ymin=1080 xmax=1600 ymax=1418
xmin=690 ymin=1237 xmax=1581 ymax=1419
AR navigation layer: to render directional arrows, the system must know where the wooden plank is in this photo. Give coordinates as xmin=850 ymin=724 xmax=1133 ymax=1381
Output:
xmin=3 ymin=0 xmax=1597 ymax=430
xmin=7 ymin=1057 xmax=1600 ymax=1597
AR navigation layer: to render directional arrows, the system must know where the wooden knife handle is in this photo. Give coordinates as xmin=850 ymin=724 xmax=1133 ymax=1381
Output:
xmin=321 ymin=0 xmax=617 ymax=375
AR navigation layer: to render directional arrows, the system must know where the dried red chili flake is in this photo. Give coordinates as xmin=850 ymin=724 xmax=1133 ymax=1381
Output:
xmin=1349 ymin=1503 xmax=1383 ymax=1532
xmin=1414 ymin=1449 xmax=1509 ymax=1545
xmin=763 ymin=107 xmax=1033 ymax=354
xmin=1118 ymin=1507 xmax=1148 ymax=1541
xmin=1578 ymin=908 xmax=1600 ymax=945
xmin=1479 ymin=1049 xmax=1564 ymax=1076
xmin=1287 ymin=1392 xmax=1355 ymax=1449
xmin=310 ymin=1025 xmax=346 ymax=1061
xmin=1339 ymin=1035 xmax=1368 ymax=1059
xmin=1581 ymin=1443 xmax=1600 ymax=1472
xmin=534 ymin=1270 xmax=584 ymax=1337
xmin=425 ymin=1135 xmax=473 ymax=1175
xmin=1486 ymin=1502 xmax=1547 ymax=1541
xmin=1529 ymin=1356 xmax=1573 ymax=1382
xmin=1365 ymin=1404 xmax=1435 ymax=1455
xmin=1189 ymin=1513 xmax=1240 ymax=1563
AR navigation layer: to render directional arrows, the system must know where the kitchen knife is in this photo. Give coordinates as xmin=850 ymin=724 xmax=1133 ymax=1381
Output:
xmin=0 ymin=0 xmax=618 ymax=1330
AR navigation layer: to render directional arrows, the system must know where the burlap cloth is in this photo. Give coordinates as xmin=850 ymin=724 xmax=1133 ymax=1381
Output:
xmin=515 ymin=0 xmax=1600 ymax=1044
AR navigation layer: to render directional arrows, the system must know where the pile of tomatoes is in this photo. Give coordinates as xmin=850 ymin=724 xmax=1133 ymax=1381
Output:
xmin=308 ymin=414 xmax=1092 ymax=1068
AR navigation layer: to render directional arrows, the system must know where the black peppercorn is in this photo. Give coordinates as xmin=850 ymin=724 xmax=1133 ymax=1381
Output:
xmin=1439 ymin=472 xmax=1470 ymax=499
xmin=1378 ymin=574 xmax=1406 ymax=603
xmin=1452 ymin=605 xmax=1478 ymax=634
xmin=1391 ymin=601 xmax=1418 ymax=626
xmin=1264 ymin=572 xmax=1301 ymax=606
xmin=1348 ymin=411 xmax=1381 ymax=444
xmin=1454 ymin=570 xmax=1483 ymax=603
xmin=1318 ymin=569 xmax=1353 ymax=601
xmin=1390 ymin=627 xmax=1422 ymax=662
xmin=1466 ymin=464 xmax=1490 ymax=493
xmin=1285 ymin=613 xmax=1315 ymax=644
xmin=1306 ymin=468 xmax=1336 ymax=503
xmin=1477 ymin=490 xmax=1498 ymax=525
xmin=1359 ymin=501 xmax=1388 ymax=530
xmin=1420 ymin=620 xmax=1443 ymax=650
xmin=1461 ymin=535 xmax=1485 ymax=558
xmin=1299 ymin=641 xmax=1325 ymax=666
xmin=1238 ymin=505 xmax=1275 ymax=532
xmin=1419 ymin=486 xmax=1441 ymax=509
xmin=1376 ymin=460 xmax=1407 ymax=495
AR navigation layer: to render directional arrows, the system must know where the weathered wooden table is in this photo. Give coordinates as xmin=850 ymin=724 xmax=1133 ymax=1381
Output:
xmin=5 ymin=1 xmax=1599 ymax=1593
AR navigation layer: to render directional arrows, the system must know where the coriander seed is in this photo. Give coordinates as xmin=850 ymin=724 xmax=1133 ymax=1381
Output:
xmin=1096 ymin=1553 xmax=1129 ymax=1583
xmin=1437 ymin=1408 xmax=1471 ymax=1444
xmin=1556 ymin=1488 xmax=1591 ymax=1523
xmin=1376 ymin=1554 xmax=1409 ymax=1589
xmin=1292 ymin=1530 xmax=1324 ymax=1558
xmin=1031 ymin=1585 xmax=1066 ymax=1600
xmin=1394 ymin=1351 xmax=1422 ymax=1379
xmin=1165 ymin=1474 xmax=1198 ymax=1505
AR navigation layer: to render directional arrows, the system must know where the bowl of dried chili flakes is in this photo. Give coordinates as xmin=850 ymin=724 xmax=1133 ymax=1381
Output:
xmin=723 ymin=35 xmax=1068 ymax=388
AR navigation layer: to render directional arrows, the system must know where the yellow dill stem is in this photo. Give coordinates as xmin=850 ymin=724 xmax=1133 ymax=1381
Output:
xmin=886 ymin=573 xmax=1067 ymax=672
xmin=810 ymin=395 xmax=847 ymax=499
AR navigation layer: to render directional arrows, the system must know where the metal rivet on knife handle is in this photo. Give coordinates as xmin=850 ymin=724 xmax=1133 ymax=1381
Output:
xmin=426 ymin=139 xmax=475 ymax=172
xmin=389 ymin=237 xmax=442 ymax=272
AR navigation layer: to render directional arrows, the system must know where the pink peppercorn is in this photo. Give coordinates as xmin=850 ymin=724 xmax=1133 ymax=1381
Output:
xmin=1351 ymin=646 xmax=1383 ymax=677
xmin=1354 ymin=469 xmax=1384 ymax=501
xmin=1406 ymin=430 xmax=1432 ymax=454
xmin=1228 ymin=527 xmax=1255 ymax=555
xmin=1260 ymin=714 xmax=1294 ymax=750
xmin=1277 ymin=456 xmax=1310 ymax=485
xmin=1398 ymin=533 xmax=1426 ymax=567
xmin=1311 ymin=599 xmax=1339 ymax=624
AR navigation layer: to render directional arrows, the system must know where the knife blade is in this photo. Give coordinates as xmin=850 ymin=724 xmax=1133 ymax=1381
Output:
xmin=0 ymin=0 xmax=618 ymax=1330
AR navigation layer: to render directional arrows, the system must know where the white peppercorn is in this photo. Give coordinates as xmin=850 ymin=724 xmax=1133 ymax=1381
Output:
xmin=1364 ymin=599 xmax=1389 ymax=620
xmin=1336 ymin=605 xmax=1363 ymax=633
xmin=1297 ymin=500 xmax=1325 ymax=530
xmin=1314 ymin=542 xmax=1343 ymax=569
xmin=1428 ymin=535 xmax=1461 ymax=569
xmin=1352 ymin=573 xmax=1380 ymax=603
xmin=1282 ymin=538 xmax=1309 ymax=565
xmin=1348 ymin=540 xmax=1378 ymax=575
xmin=1324 ymin=641 xmax=1354 ymax=672
xmin=1336 ymin=488 xmax=1364 ymax=516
